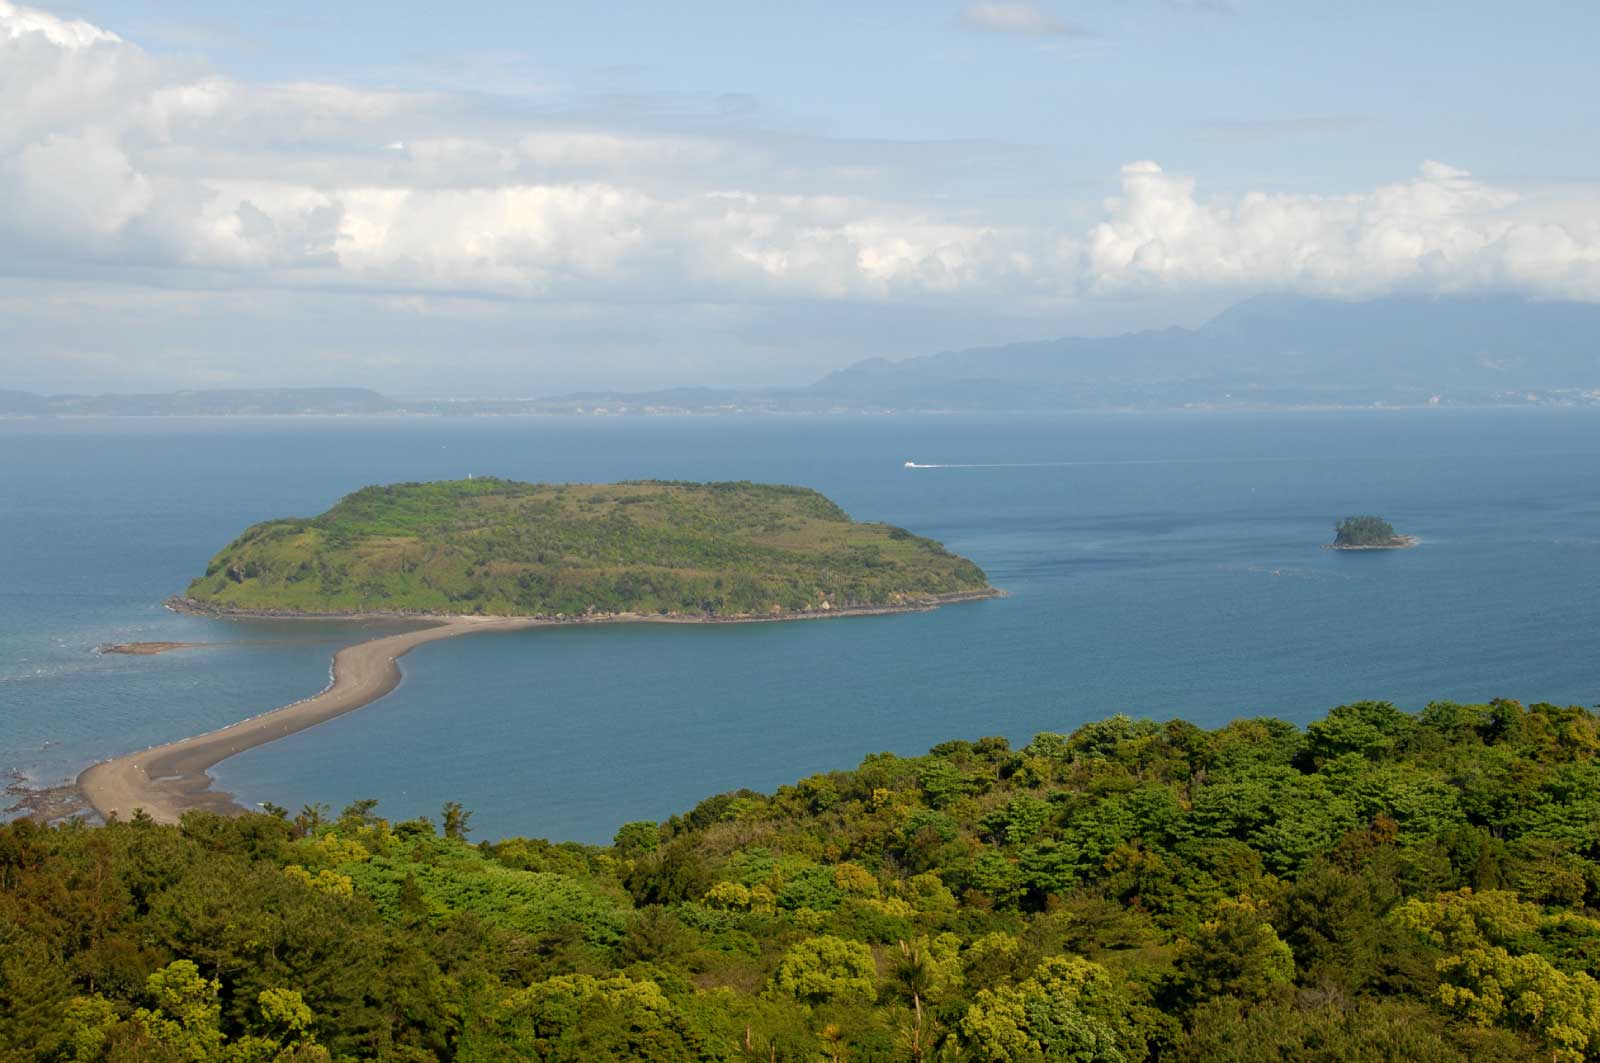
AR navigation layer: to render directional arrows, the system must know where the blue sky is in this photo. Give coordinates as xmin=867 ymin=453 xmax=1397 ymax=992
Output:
xmin=57 ymin=0 xmax=1600 ymax=188
xmin=5 ymin=1 xmax=1599 ymax=394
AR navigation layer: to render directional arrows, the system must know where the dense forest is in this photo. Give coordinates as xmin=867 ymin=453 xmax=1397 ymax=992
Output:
xmin=4 ymin=698 xmax=1599 ymax=1062
xmin=182 ymin=479 xmax=991 ymax=618
xmin=1332 ymin=516 xmax=1402 ymax=548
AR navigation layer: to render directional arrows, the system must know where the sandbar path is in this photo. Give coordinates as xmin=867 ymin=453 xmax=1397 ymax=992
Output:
xmin=74 ymin=590 xmax=1000 ymax=823
xmin=77 ymin=617 xmax=535 ymax=823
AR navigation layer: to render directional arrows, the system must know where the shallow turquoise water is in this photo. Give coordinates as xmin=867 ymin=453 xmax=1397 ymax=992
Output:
xmin=3 ymin=411 xmax=1598 ymax=841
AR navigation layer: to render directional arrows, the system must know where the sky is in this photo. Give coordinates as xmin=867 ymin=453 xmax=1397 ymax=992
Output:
xmin=4 ymin=0 xmax=1599 ymax=397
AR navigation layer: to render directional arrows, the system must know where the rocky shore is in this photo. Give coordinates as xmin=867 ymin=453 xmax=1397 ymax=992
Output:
xmin=1325 ymin=535 xmax=1420 ymax=551
xmin=99 ymin=641 xmax=214 ymax=655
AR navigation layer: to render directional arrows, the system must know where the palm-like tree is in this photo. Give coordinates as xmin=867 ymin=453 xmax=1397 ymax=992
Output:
xmin=894 ymin=940 xmax=935 ymax=1062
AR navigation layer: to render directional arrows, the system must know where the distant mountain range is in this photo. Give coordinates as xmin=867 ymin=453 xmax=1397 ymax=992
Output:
xmin=7 ymin=295 xmax=1599 ymax=416
xmin=0 ymin=387 xmax=395 ymax=417
xmin=807 ymin=294 xmax=1600 ymax=411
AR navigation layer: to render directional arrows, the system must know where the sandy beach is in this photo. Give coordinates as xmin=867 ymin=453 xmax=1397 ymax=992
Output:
xmin=74 ymin=590 xmax=1001 ymax=823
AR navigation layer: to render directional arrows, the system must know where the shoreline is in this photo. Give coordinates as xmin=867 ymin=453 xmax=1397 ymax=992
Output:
xmin=72 ymin=589 xmax=1001 ymax=824
xmin=163 ymin=588 xmax=1002 ymax=623
xmin=5 ymin=403 xmax=1593 ymax=423
xmin=1324 ymin=535 xmax=1420 ymax=551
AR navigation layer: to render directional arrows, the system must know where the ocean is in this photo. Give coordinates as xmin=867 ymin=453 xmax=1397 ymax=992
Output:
xmin=3 ymin=410 xmax=1597 ymax=842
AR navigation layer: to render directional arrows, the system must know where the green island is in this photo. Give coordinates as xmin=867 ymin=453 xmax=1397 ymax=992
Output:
xmin=177 ymin=479 xmax=994 ymax=618
xmin=1330 ymin=515 xmax=1418 ymax=551
xmin=7 ymin=698 xmax=1599 ymax=1062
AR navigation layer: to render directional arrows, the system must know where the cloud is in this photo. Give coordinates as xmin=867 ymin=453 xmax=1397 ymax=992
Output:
xmin=1194 ymin=116 xmax=1368 ymax=144
xmin=1086 ymin=160 xmax=1600 ymax=300
xmin=957 ymin=2 xmax=1083 ymax=37
xmin=2 ymin=0 xmax=1599 ymax=347
xmin=0 ymin=0 xmax=118 ymax=47
xmin=0 ymin=1 xmax=1059 ymax=307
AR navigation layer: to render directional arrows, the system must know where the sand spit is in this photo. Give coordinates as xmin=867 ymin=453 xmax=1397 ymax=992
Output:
xmin=77 ymin=618 xmax=535 ymax=824
xmin=77 ymin=590 xmax=1002 ymax=823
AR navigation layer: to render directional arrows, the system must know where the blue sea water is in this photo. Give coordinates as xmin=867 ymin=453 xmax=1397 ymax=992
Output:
xmin=3 ymin=410 xmax=1598 ymax=842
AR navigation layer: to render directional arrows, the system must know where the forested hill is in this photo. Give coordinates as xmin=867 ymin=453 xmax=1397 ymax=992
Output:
xmin=180 ymin=479 xmax=992 ymax=618
xmin=5 ymin=698 xmax=1598 ymax=1061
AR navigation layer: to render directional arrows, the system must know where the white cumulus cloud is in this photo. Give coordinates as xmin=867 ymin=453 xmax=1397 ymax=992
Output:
xmin=0 ymin=0 xmax=118 ymax=47
xmin=1087 ymin=160 xmax=1600 ymax=300
xmin=1 ymin=0 xmax=1599 ymax=329
xmin=958 ymin=1 xmax=1080 ymax=36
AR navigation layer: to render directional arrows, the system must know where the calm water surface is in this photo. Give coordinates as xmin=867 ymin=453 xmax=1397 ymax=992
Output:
xmin=3 ymin=411 xmax=1597 ymax=841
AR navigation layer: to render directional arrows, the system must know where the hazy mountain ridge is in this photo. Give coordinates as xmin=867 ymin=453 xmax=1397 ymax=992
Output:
xmin=6 ymin=296 xmax=1598 ymax=415
xmin=810 ymin=294 xmax=1600 ymax=409
xmin=0 ymin=387 xmax=396 ymax=416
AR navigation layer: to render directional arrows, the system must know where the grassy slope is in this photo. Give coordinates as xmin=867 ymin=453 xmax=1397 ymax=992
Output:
xmin=184 ymin=478 xmax=991 ymax=617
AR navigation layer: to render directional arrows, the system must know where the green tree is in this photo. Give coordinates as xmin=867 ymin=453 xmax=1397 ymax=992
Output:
xmin=441 ymin=801 xmax=473 ymax=841
xmin=132 ymin=960 xmax=226 ymax=1061
xmin=959 ymin=956 xmax=1145 ymax=1062
xmin=1333 ymin=516 xmax=1398 ymax=546
xmin=1171 ymin=899 xmax=1295 ymax=1009
xmin=1396 ymin=888 xmax=1600 ymax=1062
xmin=0 ymin=926 xmax=74 ymax=1060
xmin=613 ymin=821 xmax=661 ymax=858
xmin=474 ymin=973 xmax=709 ymax=1062
xmin=1302 ymin=701 xmax=1418 ymax=765
xmin=1173 ymin=997 xmax=1542 ymax=1063
xmin=767 ymin=936 xmax=878 ymax=1006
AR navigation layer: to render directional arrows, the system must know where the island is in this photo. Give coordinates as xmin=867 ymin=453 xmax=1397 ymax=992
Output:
xmin=76 ymin=479 xmax=1000 ymax=826
xmin=174 ymin=478 xmax=996 ymax=619
xmin=1326 ymin=514 xmax=1418 ymax=550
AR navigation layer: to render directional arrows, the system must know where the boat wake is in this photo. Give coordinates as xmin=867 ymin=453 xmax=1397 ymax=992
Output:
xmin=903 ymin=457 xmax=1304 ymax=470
xmin=905 ymin=460 xmax=1081 ymax=469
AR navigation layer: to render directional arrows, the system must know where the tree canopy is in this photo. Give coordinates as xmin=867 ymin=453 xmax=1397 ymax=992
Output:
xmin=4 ymin=697 xmax=1598 ymax=1061
xmin=1333 ymin=515 xmax=1401 ymax=547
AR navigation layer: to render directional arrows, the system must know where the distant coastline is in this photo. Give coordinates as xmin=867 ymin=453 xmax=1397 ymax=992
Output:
xmin=11 ymin=293 xmax=1600 ymax=416
xmin=7 ymin=401 xmax=1600 ymax=422
xmin=65 ymin=588 xmax=1003 ymax=826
